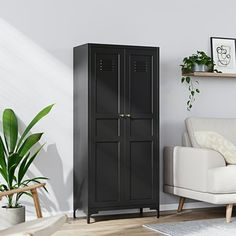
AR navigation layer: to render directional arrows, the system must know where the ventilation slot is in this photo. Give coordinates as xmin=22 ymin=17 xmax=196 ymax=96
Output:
xmin=133 ymin=60 xmax=148 ymax=72
xmin=98 ymin=59 xmax=116 ymax=72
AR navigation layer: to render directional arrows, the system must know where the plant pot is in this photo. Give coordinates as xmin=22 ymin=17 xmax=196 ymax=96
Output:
xmin=192 ymin=63 xmax=209 ymax=72
xmin=0 ymin=205 xmax=25 ymax=229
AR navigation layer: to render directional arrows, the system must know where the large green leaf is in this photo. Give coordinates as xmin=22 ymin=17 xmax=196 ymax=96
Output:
xmin=0 ymin=168 xmax=8 ymax=183
xmin=0 ymin=136 xmax=6 ymax=171
xmin=0 ymin=136 xmax=6 ymax=154
xmin=18 ymin=133 xmax=43 ymax=157
xmin=0 ymin=136 xmax=7 ymax=184
xmin=21 ymin=176 xmax=48 ymax=186
xmin=0 ymin=184 xmax=8 ymax=191
xmin=3 ymin=109 xmax=18 ymax=153
xmin=17 ymin=152 xmax=30 ymax=185
xmin=8 ymin=153 xmax=21 ymax=187
xmin=22 ymin=177 xmax=48 ymax=192
xmin=17 ymin=104 xmax=54 ymax=150
xmin=15 ymin=191 xmax=32 ymax=206
xmin=18 ymin=145 xmax=44 ymax=185
xmin=25 ymin=145 xmax=44 ymax=171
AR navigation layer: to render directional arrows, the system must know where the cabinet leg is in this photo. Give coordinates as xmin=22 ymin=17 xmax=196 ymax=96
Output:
xmin=157 ymin=209 xmax=160 ymax=218
xmin=87 ymin=215 xmax=90 ymax=224
xmin=73 ymin=210 xmax=77 ymax=219
xmin=140 ymin=208 xmax=143 ymax=215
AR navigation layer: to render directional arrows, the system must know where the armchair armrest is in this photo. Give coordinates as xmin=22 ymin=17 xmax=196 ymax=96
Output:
xmin=0 ymin=183 xmax=45 ymax=199
xmin=164 ymin=146 xmax=226 ymax=192
xmin=0 ymin=183 xmax=46 ymax=218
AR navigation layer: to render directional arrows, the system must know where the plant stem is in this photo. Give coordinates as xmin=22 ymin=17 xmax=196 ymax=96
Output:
xmin=8 ymin=195 xmax=13 ymax=208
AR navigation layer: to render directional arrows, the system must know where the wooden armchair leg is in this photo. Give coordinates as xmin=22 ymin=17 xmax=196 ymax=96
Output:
xmin=177 ymin=197 xmax=185 ymax=212
xmin=226 ymin=204 xmax=233 ymax=223
xmin=30 ymin=188 xmax=42 ymax=218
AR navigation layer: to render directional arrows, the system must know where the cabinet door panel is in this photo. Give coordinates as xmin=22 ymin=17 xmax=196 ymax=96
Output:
xmin=130 ymin=118 xmax=152 ymax=137
xmin=130 ymin=141 xmax=153 ymax=200
xmin=129 ymin=55 xmax=152 ymax=114
xmin=90 ymin=47 xmax=125 ymax=207
xmin=95 ymin=53 xmax=120 ymax=114
xmin=96 ymin=119 xmax=119 ymax=138
xmin=95 ymin=142 xmax=120 ymax=202
xmin=125 ymin=48 xmax=158 ymax=203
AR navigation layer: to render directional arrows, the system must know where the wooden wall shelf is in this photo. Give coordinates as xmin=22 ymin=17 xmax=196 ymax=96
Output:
xmin=182 ymin=72 xmax=236 ymax=78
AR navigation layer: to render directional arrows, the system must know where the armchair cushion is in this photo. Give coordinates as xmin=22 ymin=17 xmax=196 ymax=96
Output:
xmin=208 ymin=165 xmax=236 ymax=193
xmin=195 ymin=131 xmax=236 ymax=164
xmin=164 ymin=146 xmax=226 ymax=192
xmin=185 ymin=117 xmax=236 ymax=148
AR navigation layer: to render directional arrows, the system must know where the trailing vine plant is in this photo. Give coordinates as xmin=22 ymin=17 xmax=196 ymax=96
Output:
xmin=181 ymin=76 xmax=200 ymax=111
xmin=180 ymin=51 xmax=219 ymax=111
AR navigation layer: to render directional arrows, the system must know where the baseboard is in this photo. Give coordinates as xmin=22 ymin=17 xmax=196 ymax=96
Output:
xmin=25 ymin=202 xmax=221 ymax=220
xmin=160 ymin=201 xmax=220 ymax=211
xmin=73 ymin=202 xmax=221 ymax=218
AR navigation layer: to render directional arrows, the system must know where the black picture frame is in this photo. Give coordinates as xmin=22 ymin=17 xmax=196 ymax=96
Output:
xmin=211 ymin=37 xmax=236 ymax=73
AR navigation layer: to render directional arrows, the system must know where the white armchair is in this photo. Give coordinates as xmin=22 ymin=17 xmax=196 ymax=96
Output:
xmin=0 ymin=214 xmax=67 ymax=236
xmin=164 ymin=117 xmax=236 ymax=223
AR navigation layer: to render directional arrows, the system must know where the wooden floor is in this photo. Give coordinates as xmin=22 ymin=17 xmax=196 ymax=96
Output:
xmin=53 ymin=208 xmax=229 ymax=236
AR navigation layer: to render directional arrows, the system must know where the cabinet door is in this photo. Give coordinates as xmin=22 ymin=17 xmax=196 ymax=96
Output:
xmin=124 ymin=48 xmax=158 ymax=204
xmin=90 ymin=47 xmax=125 ymax=207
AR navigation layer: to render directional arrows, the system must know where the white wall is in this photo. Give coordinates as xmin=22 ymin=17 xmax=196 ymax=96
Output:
xmin=0 ymin=0 xmax=236 ymax=216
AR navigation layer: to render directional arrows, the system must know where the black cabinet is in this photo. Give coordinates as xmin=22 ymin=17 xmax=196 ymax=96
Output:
xmin=74 ymin=44 xmax=159 ymax=223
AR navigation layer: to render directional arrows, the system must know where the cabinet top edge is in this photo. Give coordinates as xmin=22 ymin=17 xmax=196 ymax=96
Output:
xmin=73 ymin=43 xmax=159 ymax=50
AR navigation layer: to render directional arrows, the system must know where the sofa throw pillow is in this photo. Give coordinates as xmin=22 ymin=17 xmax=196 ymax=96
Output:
xmin=194 ymin=131 xmax=236 ymax=164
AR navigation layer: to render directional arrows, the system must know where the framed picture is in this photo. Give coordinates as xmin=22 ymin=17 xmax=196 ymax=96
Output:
xmin=211 ymin=37 xmax=236 ymax=73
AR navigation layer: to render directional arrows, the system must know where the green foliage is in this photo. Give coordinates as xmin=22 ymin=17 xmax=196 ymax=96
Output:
xmin=180 ymin=51 xmax=215 ymax=111
xmin=180 ymin=51 xmax=215 ymax=73
xmin=0 ymin=104 xmax=53 ymax=208
xmin=181 ymin=76 xmax=200 ymax=111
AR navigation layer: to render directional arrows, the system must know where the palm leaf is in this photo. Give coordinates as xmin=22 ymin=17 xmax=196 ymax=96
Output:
xmin=21 ymin=177 xmax=48 ymax=185
xmin=15 ymin=191 xmax=32 ymax=205
xmin=0 ymin=136 xmax=6 ymax=154
xmin=17 ymin=191 xmax=32 ymax=199
xmin=29 ymin=178 xmax=48 ymax=192
xmin=0 ymin=167 xmax=8 ymax=183
xmin=0 ymin=184 xmax=8 ymax=191
xmin=17 ymin=152 xmax=30 ymax=185
xmin=17 ymin=104 xmax=54 ymax=149
xmin=0 ymin=136 xmax=6 ymax=171
xmin=8 ymin=153 xmax=21 ymax=187
xmin=21 ymin=177 xmax=48 ymax=192
xmin=21 ymin=145 xmax=44 ymax=181
xmin=3 ymin=109 xmax=18 ymax=153
xmin=18 ymin=133 xmax=43 ymax=157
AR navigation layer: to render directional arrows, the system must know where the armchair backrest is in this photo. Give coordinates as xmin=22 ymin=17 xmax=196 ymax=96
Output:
xmin=185 ymin=117 xmax=236 ymax=147
xmin=182 ymin=131 xmax=192 ymax=147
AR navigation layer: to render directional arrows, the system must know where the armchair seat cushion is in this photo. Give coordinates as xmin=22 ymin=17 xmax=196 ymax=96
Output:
xmin=208 ymin=165 xmax=236 ymax=193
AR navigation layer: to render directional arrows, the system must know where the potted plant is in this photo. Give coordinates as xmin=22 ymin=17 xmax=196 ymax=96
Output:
xmin=180 ymin=51 xmax=219 ymax=110
xmin=181 ymin=51 xmax=215 ymax=73
xmin=0 ymin=104 xmax=53 ymax=228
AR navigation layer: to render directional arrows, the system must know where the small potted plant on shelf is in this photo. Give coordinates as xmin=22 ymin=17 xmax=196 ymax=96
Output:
xmin=181 ymin=51 xmax=215 ymax=73
xmin=0 ymin=104 xmax=53 ymax=228
xmin=180 ymin=51 xmax=219 ymax=111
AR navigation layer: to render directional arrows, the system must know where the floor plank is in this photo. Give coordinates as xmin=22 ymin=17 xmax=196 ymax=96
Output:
xmin=53 ymin=208 xmax=228 ymax=236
